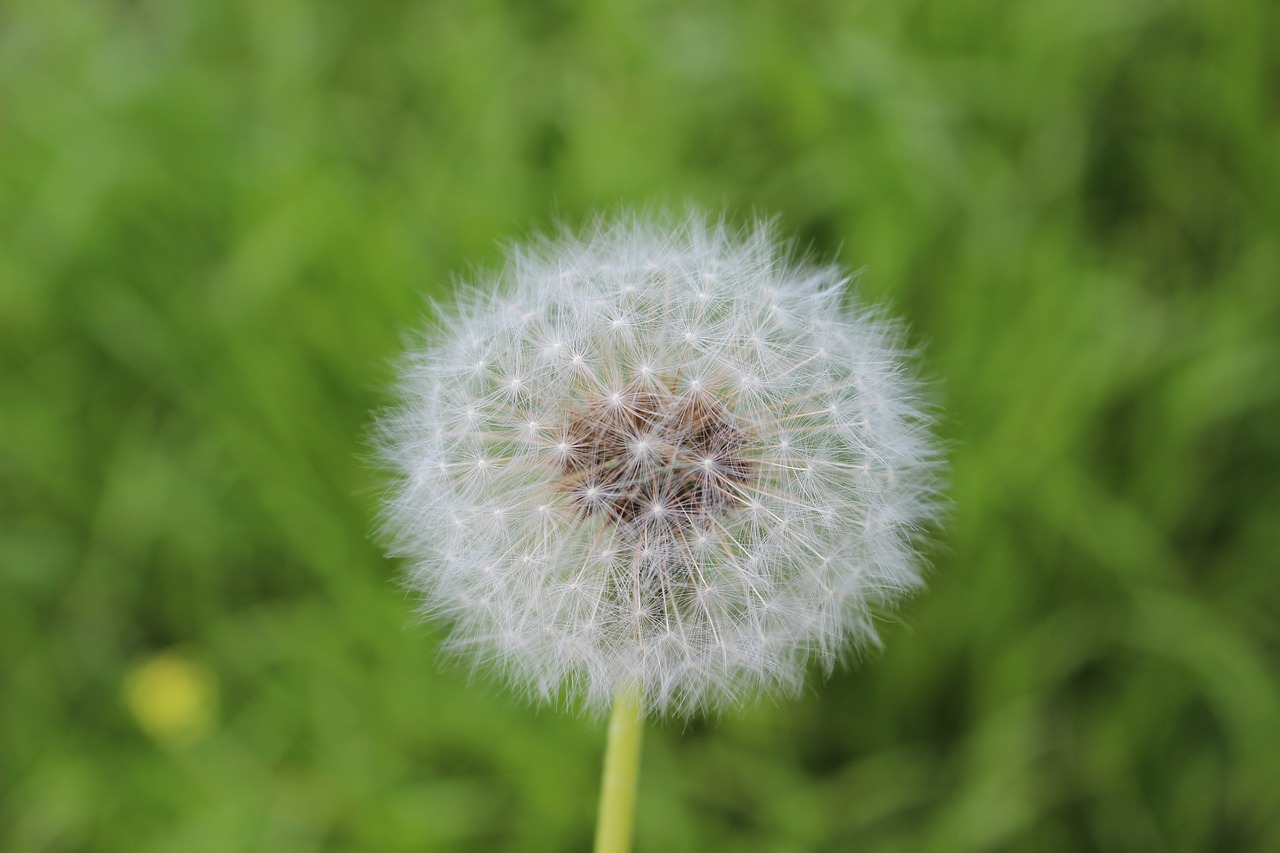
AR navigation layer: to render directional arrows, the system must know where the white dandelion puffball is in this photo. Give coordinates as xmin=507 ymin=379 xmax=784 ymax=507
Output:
xmin=381 ymin=213 xmax=941 ymax=716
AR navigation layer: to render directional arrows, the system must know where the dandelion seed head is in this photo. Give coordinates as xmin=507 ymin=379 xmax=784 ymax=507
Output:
xmin=379 ymin=211 xmax=942 ymax=717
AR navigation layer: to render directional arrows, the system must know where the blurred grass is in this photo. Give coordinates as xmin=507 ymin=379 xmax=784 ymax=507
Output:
xmin=2 ymin=0 xmax=1278 ymax=851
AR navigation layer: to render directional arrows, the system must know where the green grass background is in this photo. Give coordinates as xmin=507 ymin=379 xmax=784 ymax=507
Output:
xmin=3 ymin=0 xmax=1278 ymax=850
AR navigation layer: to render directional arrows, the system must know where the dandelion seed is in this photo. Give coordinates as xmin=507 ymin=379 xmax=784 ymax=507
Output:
xmin=379 ymin=211 xmax=942 ymax=719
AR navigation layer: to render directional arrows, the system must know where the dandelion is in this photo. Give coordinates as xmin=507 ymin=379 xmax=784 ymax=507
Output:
xmin=378 ymin=211 xmax=941 ymax=852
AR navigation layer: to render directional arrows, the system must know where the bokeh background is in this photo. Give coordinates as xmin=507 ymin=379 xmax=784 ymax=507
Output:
xmin=3 ymin=0 xmax=1278 ymax=850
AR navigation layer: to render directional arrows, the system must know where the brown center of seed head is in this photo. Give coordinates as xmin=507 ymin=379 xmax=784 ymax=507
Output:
xmin=558 ymin=382 xmax=754 ymax=532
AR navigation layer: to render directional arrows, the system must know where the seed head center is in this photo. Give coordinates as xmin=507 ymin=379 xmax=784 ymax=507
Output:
xmin=559 ymin=381 xmax=753 ymax=531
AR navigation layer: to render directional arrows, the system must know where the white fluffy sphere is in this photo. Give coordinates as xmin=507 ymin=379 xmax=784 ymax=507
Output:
xmin=380 ymin=213 xmax=941 ymax=716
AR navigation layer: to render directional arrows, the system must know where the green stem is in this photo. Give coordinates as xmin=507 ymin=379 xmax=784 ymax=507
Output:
xmin=593 ymin=686 xmax=645 ymax=853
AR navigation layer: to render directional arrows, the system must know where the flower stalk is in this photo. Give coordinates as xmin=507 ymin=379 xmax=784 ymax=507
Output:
xmin=594 ymin=687 xmax=645 ymax=853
